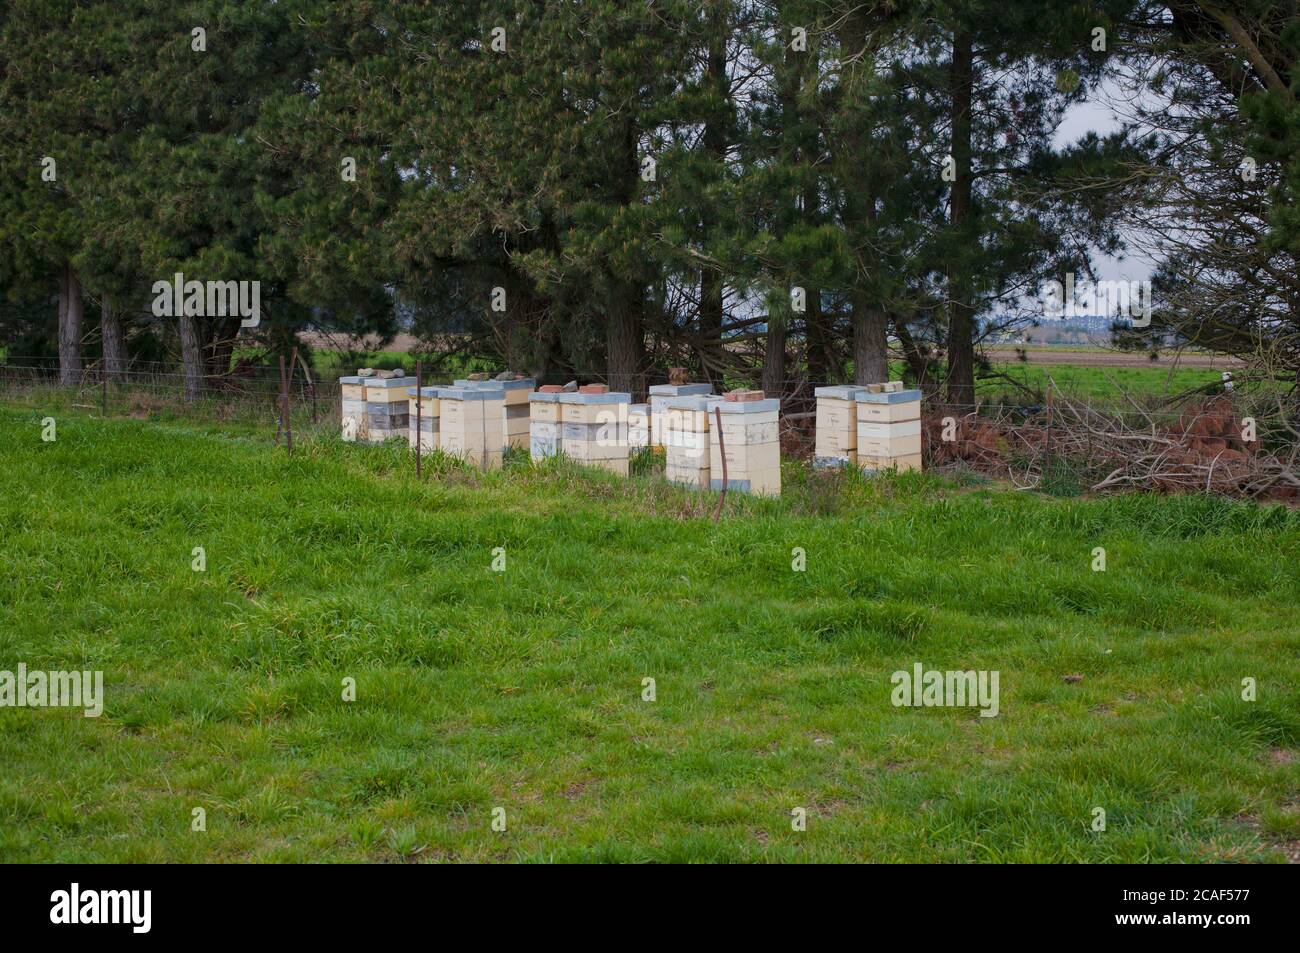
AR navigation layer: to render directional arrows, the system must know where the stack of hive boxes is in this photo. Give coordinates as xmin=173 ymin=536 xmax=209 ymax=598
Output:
xmin=453 ymin=377 xmax=535 ymax=449
xmin=559 ymin=387 xmax=632 ymax=475
xmin=498 ymin=378 xmax=535 ymax=450
xmin=627 ymin=403 xmax=650 ymax=450
xmin=648 ymin=382 xmax=712 ymax=447
xmin=406 ymin=386 xmax=440 ymax=452
xmin=363 ymin=375 xmax=417 ymax=443
xmin=855 ymin=382 xmax=923 ymax=473
xmin=710 ymin=392 xmax=781 ymax=496
xmin=663 ymin=393 xmax=723 ymax=488
xmin=813 ymin=385 xmax=863 ymax=468
xmin=437 ymin=385 xmax=506 ymax=468
xmin=340 ymin=375 xmax=367 ymax=442
xmin=528 ymin=388 xmax=563 ymax=461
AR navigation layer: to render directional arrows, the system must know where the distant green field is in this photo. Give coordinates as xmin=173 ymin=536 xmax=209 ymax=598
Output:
xmin=1 ymin=405 xmax=1297 ymax=862
xmin=977 ymin=362 xmax=1224 ymax=403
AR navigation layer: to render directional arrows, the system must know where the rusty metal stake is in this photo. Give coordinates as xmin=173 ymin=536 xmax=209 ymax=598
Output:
xmin=712 ymin=405 xmax=728 ymax=523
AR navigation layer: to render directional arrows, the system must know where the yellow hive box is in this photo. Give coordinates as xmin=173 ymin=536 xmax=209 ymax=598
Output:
xmin=856 ymin=400 xmax=921 ymax=424
xmin=710 ymin=440 xmax=780 ymax=474
xmin=530 ymin=400 xmax=561 ymax=423
xmin=857 ymin=433 xmax=922 ymax=458
xmin=857 ymin=418 xmax=922 ymax=441
xmin=561 ymin=402 xmax=627 ymax=426
xmin=858 ymin=452 xmax=922 ymax=473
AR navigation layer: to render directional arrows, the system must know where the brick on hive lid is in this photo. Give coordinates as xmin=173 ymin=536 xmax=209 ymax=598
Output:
xmin=579 ymin=383 xmax=609 ymax=394
xmin=538 ymin=384 xmax=564 ymax=393
xmin=724 ymin=388 xmax=765 ymax=402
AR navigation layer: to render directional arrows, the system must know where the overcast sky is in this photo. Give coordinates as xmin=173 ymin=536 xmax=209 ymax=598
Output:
xmin=1053 ymin=94 xmax=1156 ymax=284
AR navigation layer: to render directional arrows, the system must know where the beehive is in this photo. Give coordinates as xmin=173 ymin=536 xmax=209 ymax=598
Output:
xmin=363 ymin=376 xmax=417 ymax=443
xmin=557 ymin=391 xmax=632 ymax=476
xmin=453 ymin=378 xmax=535 ymax=449
xmin=406 ymin=386 xmax=440 ymax=452
xmin=814 ymin=385 xmax=864 ymax=468
xmin=529 ymin=391 xmax=563 ymax=461
xmin=627 ymin=403 xmax=650 ymax=449
xmin=709 ymin=397 xmax=781 ymax=496
xmin=663 ymin=394 xmax=723 ymax=488
xmin=340 ymin=374 xmax=367 ymax=442
xmin=437 ymin=386 xmax=506 ymax=468
xmin=855 ymin=385 xmax=923 ymax=473
xmin=647 ymin=383 xmax=712 ymax=447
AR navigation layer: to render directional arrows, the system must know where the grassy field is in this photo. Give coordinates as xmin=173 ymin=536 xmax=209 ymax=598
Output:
xmin=977 ymin=362 xmax=1224 ymax=403
xmin=1 ymin=404 xmax=1298 ymax=862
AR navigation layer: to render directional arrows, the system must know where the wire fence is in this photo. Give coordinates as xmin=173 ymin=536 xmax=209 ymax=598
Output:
xmin=3 ymin=356 xmax=1297 ymax=500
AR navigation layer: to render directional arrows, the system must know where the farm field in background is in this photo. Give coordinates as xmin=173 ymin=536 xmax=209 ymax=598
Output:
xmin=1 ymin=406 xmax=1297 ymax=862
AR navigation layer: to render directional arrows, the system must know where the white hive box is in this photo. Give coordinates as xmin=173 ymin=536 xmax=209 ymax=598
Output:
xmin=814 ymin=385 xmax=864 ymax=468
xmin=363 ymin=376 xmax=417 ymax=444
xmin=454 ymin=378 xmax=535 ymax=450
xmin=663 ymin=394 xmax=723 ymax=488
xmin=528 ymin=391 xmax=563 ymax=461
xmin=406 ymin=386 xmax=440 ymax=452
xmin=437 ymin=386 xmax=506 ymax=468
xmin=855 ymin=387 xmax=923 ymax=474
xmin=340 ymin=374 xmax=367 ymax=442
xmin=709 ymin=397 xmax=781 ymax=496
xmin=557 ymin=391 xmax=632 ymax=476
xmin=627 ymin=403 xmax=650 ymax=449
xmin=647 ymin=383 xmax=712 ymax=447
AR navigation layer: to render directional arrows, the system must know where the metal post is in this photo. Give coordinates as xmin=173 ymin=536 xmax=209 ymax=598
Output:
xmin=415 ymin=360 xmax=423 ymax=479
xmin=713 ymin=405 xmax=728 ymax=523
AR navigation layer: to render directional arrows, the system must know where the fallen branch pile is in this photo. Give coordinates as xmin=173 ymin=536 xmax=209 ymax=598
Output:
xmin=925 ymin=392 xmax=1300 ymax=500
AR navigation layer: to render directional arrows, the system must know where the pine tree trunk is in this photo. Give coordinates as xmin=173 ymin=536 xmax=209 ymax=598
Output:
xmin=762 ymin=318 xmax=787 ymax=397
xmin=101 ymin=296 xmax=126 ymax=379
xmin=852 ymin=295 xmax=889 ymax=385
xmin=607 ymin=293 xmax=642 ymax=397
xmin=57 ymin=262 xmax=84 ymax=386
xmin=697 ymin=6 xmax=729 ymax=387
xmin=179 ymin=314 xmax=205 ymax=401
xmin=945 ymin=30 xmax=976 ymax=408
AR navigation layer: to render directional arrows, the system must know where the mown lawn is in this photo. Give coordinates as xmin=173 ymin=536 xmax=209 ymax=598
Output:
xmin=0 ymin=405 xmax=1297 ymax=862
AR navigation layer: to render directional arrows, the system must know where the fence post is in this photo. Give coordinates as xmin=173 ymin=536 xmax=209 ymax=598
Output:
xmin=713 ymin=405 xmax=728 ymax=523
xmin=279 ymin=353 xmax=293 ymax=454
xmin=415 ymin=360 xmax=423 ymax=479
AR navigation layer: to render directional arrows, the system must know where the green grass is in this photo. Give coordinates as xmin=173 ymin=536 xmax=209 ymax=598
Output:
xmin=1 ymin=405 xmax=1298 ymax=862
xmin=977 ymin=362 xmax=1225 ymax=403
